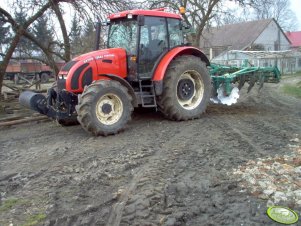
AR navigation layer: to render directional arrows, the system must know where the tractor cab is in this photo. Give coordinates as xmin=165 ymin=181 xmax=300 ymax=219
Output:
xmin=107 ymin=9 xmax=185 ymax=80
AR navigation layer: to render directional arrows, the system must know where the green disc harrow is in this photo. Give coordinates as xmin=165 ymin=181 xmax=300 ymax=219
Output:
xmin=210 ymin=61 xmax=281 ymax=97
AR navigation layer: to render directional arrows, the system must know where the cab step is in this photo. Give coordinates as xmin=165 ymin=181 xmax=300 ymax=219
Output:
xmin=138 ymin=80 xmax=157 ymax=108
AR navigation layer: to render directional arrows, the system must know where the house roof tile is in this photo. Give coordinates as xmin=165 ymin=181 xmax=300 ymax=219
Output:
xmin=200 ymin=19 xmax=274 ymax=50
xmin=285 ymin=31 xmax=301 ymax=47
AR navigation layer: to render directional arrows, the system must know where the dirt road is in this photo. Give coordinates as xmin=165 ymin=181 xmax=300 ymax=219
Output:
xmin=0 ymin=77 xmax=301 ymax=226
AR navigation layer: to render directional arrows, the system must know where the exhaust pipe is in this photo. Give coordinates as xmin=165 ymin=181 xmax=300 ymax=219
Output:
xmin=19 ymin=91 xmax=48 ymax=115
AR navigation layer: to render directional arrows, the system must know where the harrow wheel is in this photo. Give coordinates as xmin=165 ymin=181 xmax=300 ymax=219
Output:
xmin=158 ymin=55 xmax=211 ymax=120
xmin=76 ymin=80 xmax=133 ymax=136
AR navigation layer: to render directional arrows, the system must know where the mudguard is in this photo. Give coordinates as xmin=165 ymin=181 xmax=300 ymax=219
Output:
xmin=152 ymin=46 xmax=210 ymax=82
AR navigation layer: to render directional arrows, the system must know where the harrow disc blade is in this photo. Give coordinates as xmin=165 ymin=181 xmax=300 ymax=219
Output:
xmin=247 ymin=74 xmax=258 ymax=93
xmin=258 ymin=74 xmax=265 ymax=90
xmin=238 ymin=75 xmax=246 ymax=90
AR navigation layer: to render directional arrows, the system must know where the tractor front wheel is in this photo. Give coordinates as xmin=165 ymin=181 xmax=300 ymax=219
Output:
xmin=158 ymin=55 xmax=211 ymax=120
xmin=76 ymin=80 xmax=133 ymax=136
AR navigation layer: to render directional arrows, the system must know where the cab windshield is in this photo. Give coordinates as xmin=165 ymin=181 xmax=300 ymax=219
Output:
xmin=108 ymin=20 xmax=138 ymax=55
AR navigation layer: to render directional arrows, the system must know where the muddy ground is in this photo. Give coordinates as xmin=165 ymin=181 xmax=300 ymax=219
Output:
xmin=0 ymin=76 xmax=301 ymax=226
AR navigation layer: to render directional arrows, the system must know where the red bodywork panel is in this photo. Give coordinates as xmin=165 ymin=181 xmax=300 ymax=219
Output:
xmin=109 ymin=9 xmax=182 ymax=20
xmin=60 ymin=48 xmax=127 ymax=93
xmin=152 ymin=47 xmax=209 ymax=81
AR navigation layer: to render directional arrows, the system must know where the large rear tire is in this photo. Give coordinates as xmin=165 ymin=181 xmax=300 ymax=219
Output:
xmin=76 ymin=80 xmax=133 ymax=136
xmin=158 ymin=55 xmax=211 ymax=120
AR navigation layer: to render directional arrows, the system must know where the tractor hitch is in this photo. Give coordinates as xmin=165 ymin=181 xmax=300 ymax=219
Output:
xmin=19 ymin=88 xmax=78 ymax=122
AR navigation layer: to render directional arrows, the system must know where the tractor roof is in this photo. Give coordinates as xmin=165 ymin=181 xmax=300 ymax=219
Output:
xmin=108 ymin=9 xmax=182 ymax=20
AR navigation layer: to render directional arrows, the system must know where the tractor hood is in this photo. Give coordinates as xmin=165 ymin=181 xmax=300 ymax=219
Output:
xmin=58 ymin=48 xmax=127 ymax=93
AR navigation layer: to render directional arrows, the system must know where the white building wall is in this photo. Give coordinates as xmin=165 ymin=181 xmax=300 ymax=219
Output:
xmin=254 ymin=20 xmax=291 ymax=51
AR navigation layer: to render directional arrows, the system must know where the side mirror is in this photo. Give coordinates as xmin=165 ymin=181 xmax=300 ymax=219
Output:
xmin=138 ymin=15 xmax=145 ymax=26
xmin=102 ymin=20 xmax=110 ymax=26
xmin=180 ymin=21 xmax=191 ymax=32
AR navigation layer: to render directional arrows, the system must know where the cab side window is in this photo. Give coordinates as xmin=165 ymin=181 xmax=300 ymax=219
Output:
xmin=167 ymin=18 xmax=183 ymax=48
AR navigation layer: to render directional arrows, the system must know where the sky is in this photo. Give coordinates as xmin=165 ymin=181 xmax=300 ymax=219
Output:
xmin=1 ymin=0 xmax=301 ymax=31
xmin=290 ymin=0 xmax=301 ymax=30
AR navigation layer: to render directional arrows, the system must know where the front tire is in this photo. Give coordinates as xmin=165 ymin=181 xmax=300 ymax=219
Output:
xmin=158 ymin=55 xmax=211 ymax=120
xmin=76 ymin=80 xmax=133 ymax=136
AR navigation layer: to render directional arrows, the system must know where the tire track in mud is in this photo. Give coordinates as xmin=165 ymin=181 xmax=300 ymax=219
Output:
xmin=106 ymin=167 xmax=145 ymax=226
xmin=106 ymin=120 xmax=202 ymax=226
xmin=47 ymin=97 xmax=298 ymax=225
xmin=218 ymin=118 xmax=267 ymax=152
xmin=2 ymin=82 xmax=300 ymax=225
xmin=110 ymin=104 xmax=291 ymax=225
xmin=41 ymin=118 xmax=179 ymax=225
xmin=115 ymin=117 xmax=256 ymax=225
xmin=69 ymin=90 xmax=297 ymax=225
xmin=152 ymin=109 xmax=297 ymax=225
xmin=209 ymin=113 xmax=294 ymax=159
xmin=116 ymin=113 xmax=280 ymax=225
xmin=1 ymin=118 xmax=166 ymax=225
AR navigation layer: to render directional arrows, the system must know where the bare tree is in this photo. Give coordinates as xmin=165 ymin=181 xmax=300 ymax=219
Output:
xmin=250 ymin=0 xmax=298 ymax=31
xmin=220 ymin=0 xmax=298 ymax=31
xmin=0 ymin=0 xmax=55 ymax=94
xmin=139 ymin=0 xmax=223 ymax=46
xmin=0 ymin=0 xmax=133 ymax=94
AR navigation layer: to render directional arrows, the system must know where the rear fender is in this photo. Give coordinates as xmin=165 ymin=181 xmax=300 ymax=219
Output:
xmin=152 ymin=47 xmax=210 ymax=82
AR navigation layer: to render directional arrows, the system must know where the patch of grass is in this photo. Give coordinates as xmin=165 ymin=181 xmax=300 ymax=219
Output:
xmin=23 ymin=213 xmax=46 ymax=226
xmin=295 ymin=72 xmax=301 ymax=77
xmin=292 ymin=70 xmax=301 ymax=75
xmin=0 ymin=198 xmax=20 ymax=212
xmin=283 ymin=71 xmax=301 ymax=77
xmin=283 ymin=82 xmax=301 ymax=98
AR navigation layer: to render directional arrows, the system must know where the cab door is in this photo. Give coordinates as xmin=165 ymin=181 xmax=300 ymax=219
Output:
xmin=138 ymin=16 xmax=168 ymax=79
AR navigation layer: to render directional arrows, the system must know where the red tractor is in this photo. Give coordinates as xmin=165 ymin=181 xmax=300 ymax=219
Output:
xmin=20 ymin=8 xmax=211 ymax=136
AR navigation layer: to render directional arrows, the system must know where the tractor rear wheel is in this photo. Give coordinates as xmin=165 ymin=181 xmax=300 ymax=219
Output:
xmin=76 ymin=80 xmax=133 ymax=136
xmin=158 ymin=55 xmax=211 ymax=120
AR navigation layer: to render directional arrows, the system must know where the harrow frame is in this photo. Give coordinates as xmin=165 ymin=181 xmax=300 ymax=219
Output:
xmin=210 ymin=61 xmax=281 ymax=96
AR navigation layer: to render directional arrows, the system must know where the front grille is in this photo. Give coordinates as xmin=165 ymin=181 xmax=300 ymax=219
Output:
xmin=71 ymin=63 xmax=89 ymax=90
xmin=82 ymin=67 xmax=93 ymax=88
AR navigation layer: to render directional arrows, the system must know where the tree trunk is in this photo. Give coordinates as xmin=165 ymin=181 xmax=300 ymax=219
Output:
xmin=52 ymin=3 xmax=71 ymax=61
xmin=0 ymin=1 xmax=53 ymax=94
xmin=0 ymin=34 xmax=22 ymax=94
xmin=23 ymin=32 xmax=59 ymax=75
xmin=193 ymin=0 xmax=219 ymax=47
